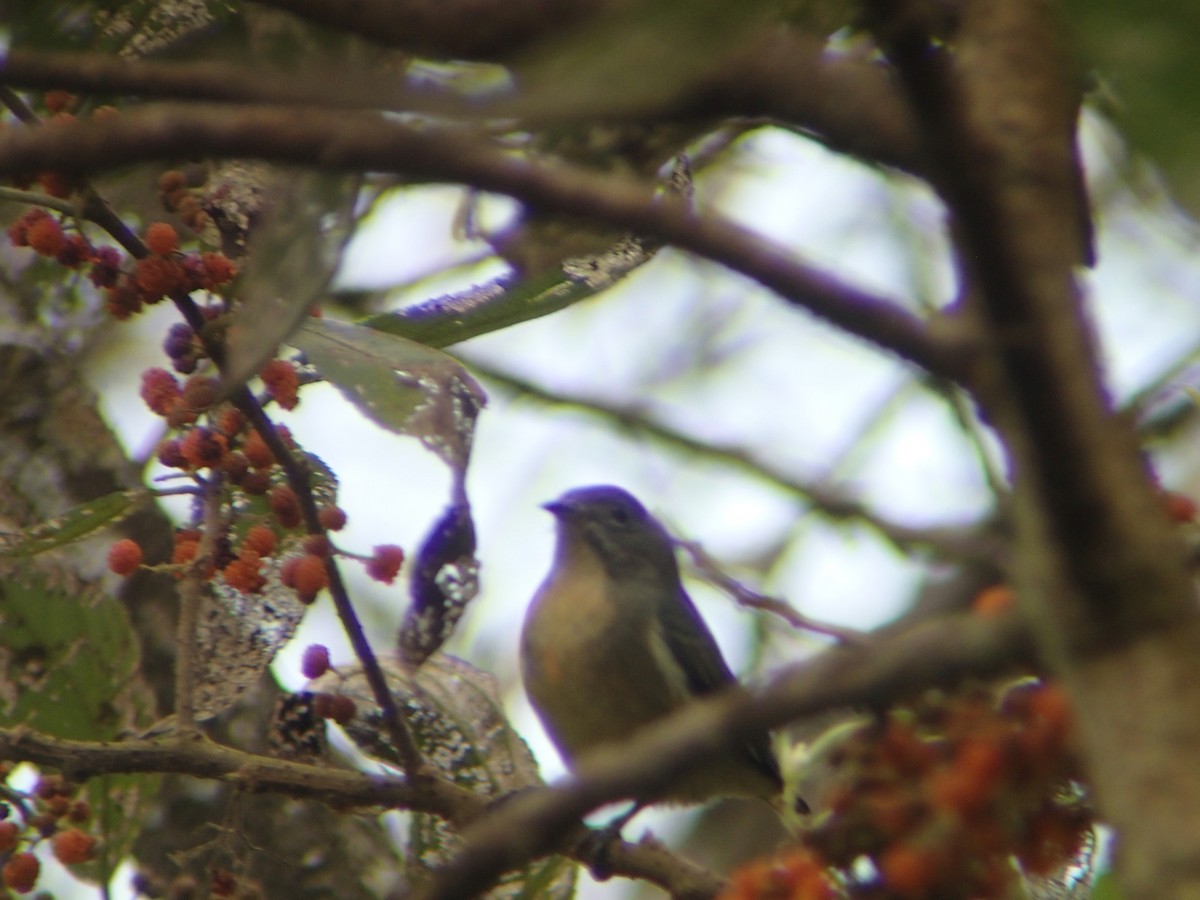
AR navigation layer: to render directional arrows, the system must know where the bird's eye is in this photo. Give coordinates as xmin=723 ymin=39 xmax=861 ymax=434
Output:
xmin=609 ymin=505 xmax=633 ymax=526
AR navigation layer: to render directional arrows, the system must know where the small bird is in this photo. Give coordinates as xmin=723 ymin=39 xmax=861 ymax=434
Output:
xmin=521 ymin=485 xmax=790 ymax=807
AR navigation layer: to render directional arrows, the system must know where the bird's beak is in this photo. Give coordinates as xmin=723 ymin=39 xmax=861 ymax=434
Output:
xmin=542 ymin=500 xmax=570 ymax=518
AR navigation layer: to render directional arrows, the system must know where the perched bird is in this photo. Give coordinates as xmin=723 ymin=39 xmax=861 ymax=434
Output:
xmin=521 ymin=485 xmax=791 ymax=807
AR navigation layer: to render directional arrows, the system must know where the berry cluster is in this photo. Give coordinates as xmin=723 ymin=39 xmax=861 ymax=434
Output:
xmin=719 ymin=849 xmax=835 ymax=900
xmin=802 ymin=679 xmax=1087 ymax=898
xmin=0 ymin=773 xmax=98 ymax=895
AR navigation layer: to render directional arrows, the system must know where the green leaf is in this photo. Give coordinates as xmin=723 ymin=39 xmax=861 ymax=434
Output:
xmin=289 ymin=318 xmax=486 ymax=475
xmin=1071 ymin=1 xmax=1200 ymax=214
xmin=0 ymin=490 xmax=149 ymax=558
xmin=223 ymin=170 xmax=362 ymax=392
xmin=0 ymin=566 xmax=160 ymax=883
xmin=359 ymin=235 xmax=656 ymax=349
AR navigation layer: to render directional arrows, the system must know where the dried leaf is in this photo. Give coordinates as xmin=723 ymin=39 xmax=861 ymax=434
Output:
xmin=310 ymin=654 xmax=575 ymax=899
xmin=399 ymin=502 xmax=479 ymax=667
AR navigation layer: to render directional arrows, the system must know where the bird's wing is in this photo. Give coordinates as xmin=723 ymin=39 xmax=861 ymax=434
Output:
xmin=657 ymin=586 xmax=782 ymax=785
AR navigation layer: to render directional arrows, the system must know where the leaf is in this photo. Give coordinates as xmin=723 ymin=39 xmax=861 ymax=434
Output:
xmin=310 ymin=654 xmax=575 ymax=899
xmin=1071 ymin=1 xmax=1200 ymax=215
xmin=192 ymin=564 xmax=309 ymax=720
xmin=399 ymin=502 xmax=479 ymax=667
xmin=223 ymin=170 xmax=362 ymax=392
xmin=360 ymin=234 xmax=657 ymax=349
xmin=289 ymin=318 xmax=487 ymax=475
xmin=0 ymin=490 xmax=149 ymax=558
xmin=0 ymin=566 xmax=160 ymax=883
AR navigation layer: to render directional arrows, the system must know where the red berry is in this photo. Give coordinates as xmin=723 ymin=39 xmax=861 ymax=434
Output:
xmin=1163 ymin=490 xmax=1197 ymax=523
xmin=290 ymin=554 xmax=328 ymax=600
xmin=0 ymin=820 xmax=17 ymax=851
xmin=52 ymin=828 xmax=96 ymax=865
xmin=108 ymin=538 xmax=143 ymax=576
xmin=44 ymin=90 xmax=72 ymax=113
xmin=260 ymin=359 xmax=299 ymax=410
xmin=26 ymin=215 xmax=65 ymax=257
xmin=55 ymin=233 xmax=91 ymax=268
xmin=179 ymin=426 xmax=228 ymax=469
xmin=366 ymin=545 xmax=405 ymax=585
xmin=269 ymin=484 xmax=302 ymax=529
xmin=180 ymin=375 xmax=218 ymax=413
xmin=2 ymin=851 xmax=39 ymax=893
xmin=200 ymin=251 xmax=237 ymax=287
xmin=318 ymin=505 xmax=347 ymax=531
xmin=145 ymin=222 xmax=179 ymax=256
xmin=157 ymin=170 xmax=186 ymax=195
xmin=300 ymin=644 xmax=331 ymax=679
xmin=302 ymin=534 xmax=331 ymax=558
xmin=105 ymin=280 xmax=144 ymax=320
xmin=242 ymin=429 xmax=275 ymax=469
xmin=140 ymin=367 xmax=181 ymax=416
xmin=88 ymin=245 xmax=123 ymax=287
xmin=134 ymin=255 xmax=184 ymax=300
xmin=172 ymin=538 xmax=200 ymax=566
xmin=223 ymin=556 xmax=264 ymax=594
xmin=243 ymin=525 xmax=277 ymax=558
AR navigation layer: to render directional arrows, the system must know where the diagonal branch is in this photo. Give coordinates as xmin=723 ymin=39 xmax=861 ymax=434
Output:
xmin=0 ymin=104 xmax=970 ymax=379
xmin=417 ymin=611 xmax=1035 ymax=900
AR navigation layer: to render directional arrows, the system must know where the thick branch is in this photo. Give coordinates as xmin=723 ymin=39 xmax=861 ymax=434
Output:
xmin=248 ymin=0 xmax=602 ymax=58
xmin=0 ymin=105 xmax=968 ymax=380
xmin=419 ymin=612 xmax=1034 ymax=900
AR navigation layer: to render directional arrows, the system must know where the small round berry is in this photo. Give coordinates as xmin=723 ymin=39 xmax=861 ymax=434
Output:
xmin=200 ymin=251 xmax=237 ymax=287
xmin=66 ymin=800 xmax=91 ymax=824
xmin=242 ymin=429 xmax=274 ymax=469
xmin=52 ymin=828 xmax=96 ymax=865
xmin=179 ymin=426 xmax=228 ymax=470
xmin=44 ymin=90 xmax=73 ymax=113
xmin=180 ymin=375 xmax=219 ymax=413
xmin=290 ymin=554 xmax=329 ymax=599
xmin=216 ymin=407 xmax=245 ymax=438
xmin=328 ymin=694 xmax=356 ymax=724
xmin=108 ymin=538 xmax=143 ymax=576
xmin=240 ymin=470 xmax=271 ymax=496
xmin=106 ymin=280 xmax=144 ymax=320
xmin=163 ymin=323 xmax=195 ymax=361
xmin=140 ymin=367 xmax=181 ymax=416
xmin=1163 ymin=490 xmax=1197 ymax=523
xmin=145 ymin=222 xmax=179 ymax=256
xmin=157 ymin=438 xmax=188 ymax=471
xmin=38 ymin=171 xmax=74 ymax=199
xmin=134 ymin=255 xmax=185 ymax=300
xmin=157 ymin=170 xmax=186 ymax=196
xmin=222 ymin=451 xmax=249 ymax=482
xmin=300 ymin=644 xmax=331 ymax=679
xmin=88 ymin=245 xmax=123 ymax=288
xmin=260 ymin=359 xmax=299 ymax=410
xmin=2 ymin=850 xmax=39 ymax=893
xmin=56 ymin=233 xmax=92 ymax=268
xmin=366 ymin=545 xmax=405 ymax=585
xmin=223 ymin=556 xmax=265 ymax=594
xmin=0 ymin=820 xmax=17 ymax=851
xmin=26 ymin=215 xmax=65 ymax=257
xmin=972 ymin=584 xmax=1015 ymax=619
xmin=172 ymin=538 xmax=200 ymax=566
xmin=318 ymin=505 xmax=347 ymax=531
xmin=269 ymin=484 xmax=302 ymax=529
xmin=243 ymin=525 xmax=277 ymax=558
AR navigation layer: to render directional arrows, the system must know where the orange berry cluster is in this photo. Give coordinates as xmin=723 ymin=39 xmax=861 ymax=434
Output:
xmin=720 ymin=849 xmax=836 ymax=900
xmin=0 ymin=774 xmax=97 ymax=894
xmin=804 ymin=680 xmax=1087 ymax=899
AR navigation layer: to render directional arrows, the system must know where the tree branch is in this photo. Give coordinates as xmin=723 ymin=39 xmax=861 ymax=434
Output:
xmin=0 ymin=105 xmax=969 ymax=378
xmin=418 ymin=611 xmax=1034 ymax=900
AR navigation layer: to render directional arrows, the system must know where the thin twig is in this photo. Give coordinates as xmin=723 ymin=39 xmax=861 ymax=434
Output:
xmin=675 ymin=538 xmax=869 ymax=644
